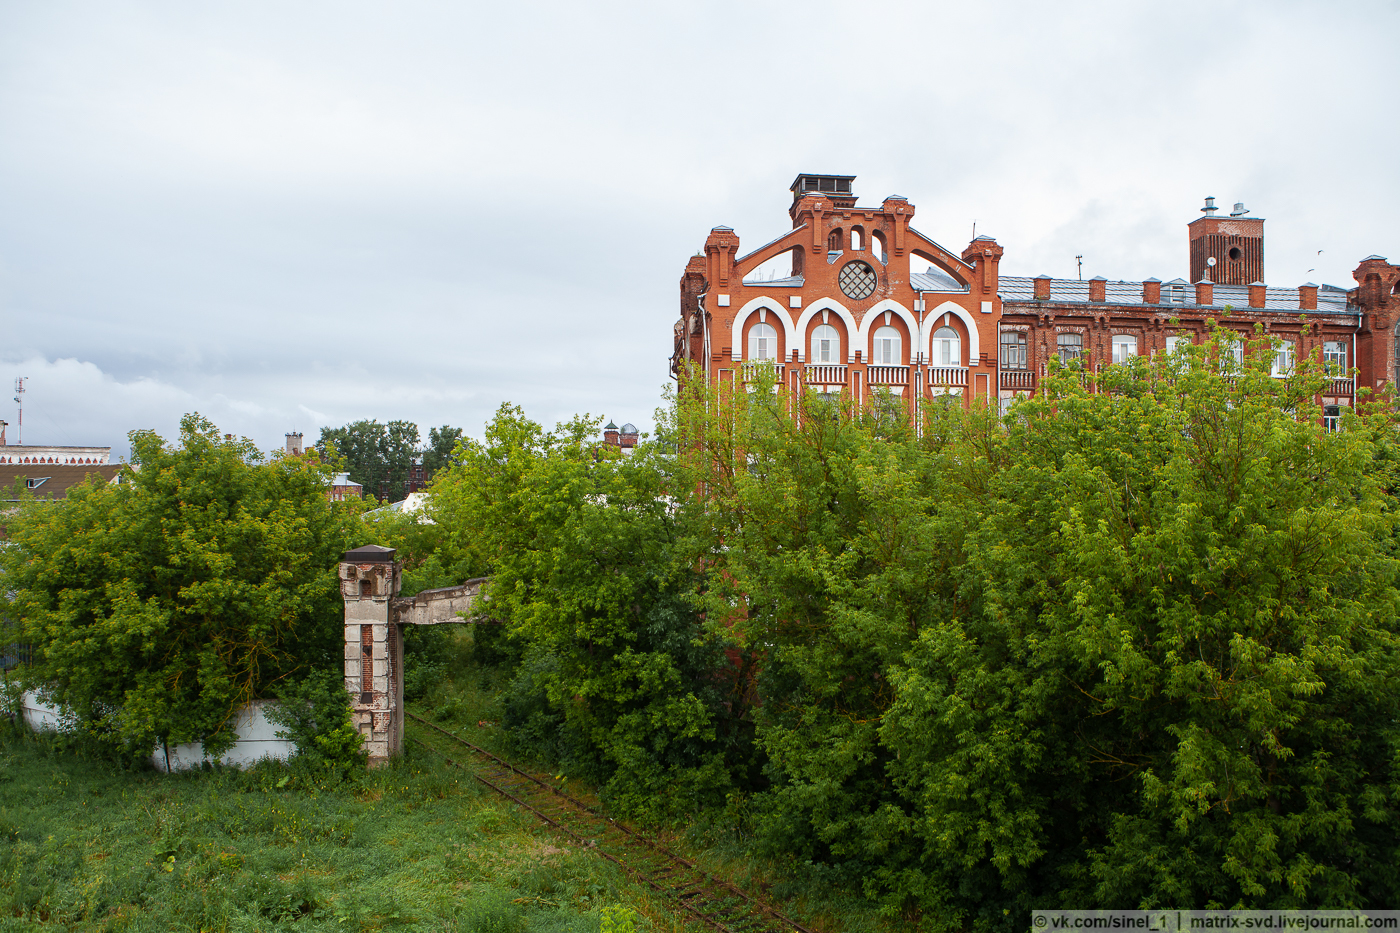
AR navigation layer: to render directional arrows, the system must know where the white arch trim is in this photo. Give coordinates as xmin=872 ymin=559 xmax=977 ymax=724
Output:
xmin=794 ymin=298 xmax=860 ymax=363
xmin=731 ymin=296 xmax=799 ymax=362
xmin=857 ymin=300 xmax=921 ymax=361
xmin=919 ymin=300 xmax=981 ymax=364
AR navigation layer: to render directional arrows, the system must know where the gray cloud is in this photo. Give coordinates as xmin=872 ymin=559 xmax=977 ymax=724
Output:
xmin=3 ymin=0 xmax=1396 ymax=458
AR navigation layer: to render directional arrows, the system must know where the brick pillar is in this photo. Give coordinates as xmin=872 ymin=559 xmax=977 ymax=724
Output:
xmin=1143 ymin=278 xmax=1162 ymax=304
xmin=1089 ymin=276 xmax=1107 ymax=302
xmin=1034 ymin=275 xmax=1052 ymax=300
xmin=1196 ymin=279 xmax=1214 ymax=306
xmin=340 ymin=544 xmax=403 ymax=767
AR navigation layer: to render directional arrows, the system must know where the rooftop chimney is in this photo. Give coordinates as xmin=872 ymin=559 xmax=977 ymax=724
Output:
xmin=0 ymin=420 xmax=6 ymax=446
xmin=1201 ymin=196 xmax=1218 ymax=216
xmin=1299 ymin=283 xmax=1318 ymax=311
xmin=1230 ymin=202 xmax=1250 ymax=217
xmin=1196 ymin=279 xmax=1214 ymax=306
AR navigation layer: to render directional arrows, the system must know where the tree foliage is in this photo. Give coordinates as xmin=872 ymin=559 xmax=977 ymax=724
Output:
xmin=315 ymin=420 xmax=464 ymax=503
xmin=316 ymin=419 xmax=421 ymax=501
xmin=1 ymin=414 xmax=361 ymax=758
xmin=666 ymin=334 xmax=1400 ymax=920
xmin=426 ymin=404 xmax=753 ymax=821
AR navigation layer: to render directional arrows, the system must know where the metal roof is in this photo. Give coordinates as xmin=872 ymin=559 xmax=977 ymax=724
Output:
xmin=998 ymin=276 xmax=1353 ymax=313
xmin=741 ymin=274 xmax=804 ymax=287
xmin=910 ymin=269 xmax=968 ymax=293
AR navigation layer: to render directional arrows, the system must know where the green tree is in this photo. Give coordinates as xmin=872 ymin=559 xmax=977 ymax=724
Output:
xmin=1 ymin=414 xmax=361 ymax=759
xmin=428 ymin=403 xmax=749 ymax=820
xmin=422 ymin=424 xmax=463 ymax=480
xmin=316 ymin=419 xmax=420 ymax=501
xmin=670 ymin=335 xmax=1400 ymax=920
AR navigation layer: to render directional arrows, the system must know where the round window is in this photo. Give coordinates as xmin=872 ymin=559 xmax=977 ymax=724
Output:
xmin=1228 ymin=247 xmax=1242 ymax=261
xmin=838 ymin=261 xmax=877 ymax=300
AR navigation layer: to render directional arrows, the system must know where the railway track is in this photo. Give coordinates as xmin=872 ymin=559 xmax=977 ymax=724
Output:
xmin=405 ymin=710 xmax=821 ymax=933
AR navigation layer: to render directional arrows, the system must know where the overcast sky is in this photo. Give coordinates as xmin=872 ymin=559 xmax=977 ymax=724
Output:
xmin=3 ymin=0 xmax=1397 ymax=460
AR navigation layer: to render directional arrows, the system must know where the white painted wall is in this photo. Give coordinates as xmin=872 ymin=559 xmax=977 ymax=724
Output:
xmin=150 ymin=700 xmax=295 ymax=772
xmin=18 ymin=691 xmax=296 ymax=771
xmin=20 ymin=690 xmax=65 ymax=731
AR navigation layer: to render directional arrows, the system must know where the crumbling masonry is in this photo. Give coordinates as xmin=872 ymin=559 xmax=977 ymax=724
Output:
xmin=339 ymin=544 xmax=486 ymax=766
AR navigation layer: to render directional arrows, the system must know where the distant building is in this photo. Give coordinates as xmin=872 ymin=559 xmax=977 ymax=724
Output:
xmin=406 ymin=459 xmax=427 ymax=494
xmin=329 ymin=472 xmax=363 ymax=502
xmin=673 ymin=175 xmax=1400 ymax=423
xmin=0 ymin=422 xmax=120 ymax=503
xmin=603 ymin=421 xmax=640 ymax=455
xmin=0 ymin=420 xmax=111 ymax=466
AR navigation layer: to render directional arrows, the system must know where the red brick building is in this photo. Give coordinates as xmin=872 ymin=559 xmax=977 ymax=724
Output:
xmin=673 ymin=176 xmax=1400 ymax=421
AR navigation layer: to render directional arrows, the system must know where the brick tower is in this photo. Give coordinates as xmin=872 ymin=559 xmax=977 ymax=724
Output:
xmin=1189 ymin=197 xmax=1264 ymax=286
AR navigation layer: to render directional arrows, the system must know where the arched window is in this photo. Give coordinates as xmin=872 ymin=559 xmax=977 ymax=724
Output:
xmin=748 ymin=321 xmax=777 ymax=361
xmin=931 ymin=326 xmax=961 ymax=367
xmin=827 ymin=229 xmax=843 ymax=253
xmin=1000 ymin=330 xmax=1026 ymax=369
xmin=870 ymin=230 xmax=888 ymax=264
xmin=872 ymin=325 xmax=901 ymax=365
xmin=851 ymin=227 xmax=864 ymax=251
xmin=811 ymin=323 xmax=840 ymax=363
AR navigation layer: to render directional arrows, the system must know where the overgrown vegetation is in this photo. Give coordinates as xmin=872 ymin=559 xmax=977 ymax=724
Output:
xmin=0 ymin=714 xmax=661 ymax=932
xmin=420 ymin=329 xmax=1400 ymax=925
xmin=6 ymin=327 xmax=1398 ymax=928
xmin=1 ymin=414 xmax=362 ymax=761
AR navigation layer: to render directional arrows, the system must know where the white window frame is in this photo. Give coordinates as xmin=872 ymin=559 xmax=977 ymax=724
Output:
xmin=1165 ymin=335 xmax=1190 ymax=355
xmin=748 ymin=321 xmax=777 ymax=362
xmin=1323 ymin=340 xmax=1347 ymax=375
xmin=1272 ymin=339 xmax=1295 ymax=377
xmin=1112 ymin=334 xmax=1137 ymax=364
xmin=872 ymin=325 xmax=902 ymax=365
xmin=811 ymin=323 xmax=840 ymax=364
xmin=1056 ymin=332 xmax=1082 ymax=365
xmin=1000 ymin=330 xmax=1027 ymax=370
xmin=930 ymin=326 xmax=960 ymax=367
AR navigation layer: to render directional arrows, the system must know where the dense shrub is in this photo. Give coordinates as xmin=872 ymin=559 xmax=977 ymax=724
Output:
xmin=1 ymin=414 xmax=361 ymax=760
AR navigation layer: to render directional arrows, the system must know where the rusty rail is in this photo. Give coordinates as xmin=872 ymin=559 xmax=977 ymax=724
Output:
xmin=405 ymin=710 xmax=821 ymax=933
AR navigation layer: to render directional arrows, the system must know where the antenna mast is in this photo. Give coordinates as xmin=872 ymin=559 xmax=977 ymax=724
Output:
xmin=13 ymin=377 xmax=25 ymax=446
xmin=1076 ymin=255 xmax=1083 ymax=281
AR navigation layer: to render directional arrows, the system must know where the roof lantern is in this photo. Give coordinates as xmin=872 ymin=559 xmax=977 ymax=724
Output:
xmin=790 ymin=174 xmax=856 ymax=202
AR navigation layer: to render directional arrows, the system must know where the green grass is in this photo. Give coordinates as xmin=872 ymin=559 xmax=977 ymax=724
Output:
xmin=0 ymin=720 xmax=693 ymax=932
xmin=412 ymin=631 xmax=892 ymax=933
